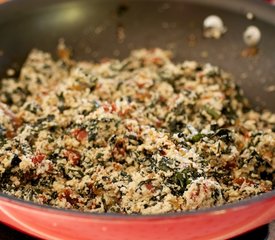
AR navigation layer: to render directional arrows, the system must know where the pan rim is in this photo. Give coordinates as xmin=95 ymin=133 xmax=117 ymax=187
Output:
xmin=0 ymin=190 xmax=274 ymax=219
xmin=0 ymin=0 xmax=274 ymax=220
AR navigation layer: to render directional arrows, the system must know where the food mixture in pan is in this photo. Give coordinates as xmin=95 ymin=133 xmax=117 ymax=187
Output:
xmin=0 ymin=49 xmax=274 ymax=214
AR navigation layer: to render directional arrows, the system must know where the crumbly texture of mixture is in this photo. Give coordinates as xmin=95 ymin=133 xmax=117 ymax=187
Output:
xmin=0 ymin=49 xmax=274 ymax=214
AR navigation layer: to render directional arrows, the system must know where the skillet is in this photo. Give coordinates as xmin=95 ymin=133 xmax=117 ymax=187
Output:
xmin=0 ymin=0 xmax=274 ymax=239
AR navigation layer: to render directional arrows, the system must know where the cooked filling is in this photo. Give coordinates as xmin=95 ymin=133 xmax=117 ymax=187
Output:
xmin=0 ymin=49 xmax=274 ymax=214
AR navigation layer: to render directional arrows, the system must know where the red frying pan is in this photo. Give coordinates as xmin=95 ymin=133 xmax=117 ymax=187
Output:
xmin=0 ymin=0 xmax=274 ymax=239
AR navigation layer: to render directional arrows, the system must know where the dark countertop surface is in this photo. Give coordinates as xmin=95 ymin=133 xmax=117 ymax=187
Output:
xmin=0 ymin=223 xmax=36 ymax=240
